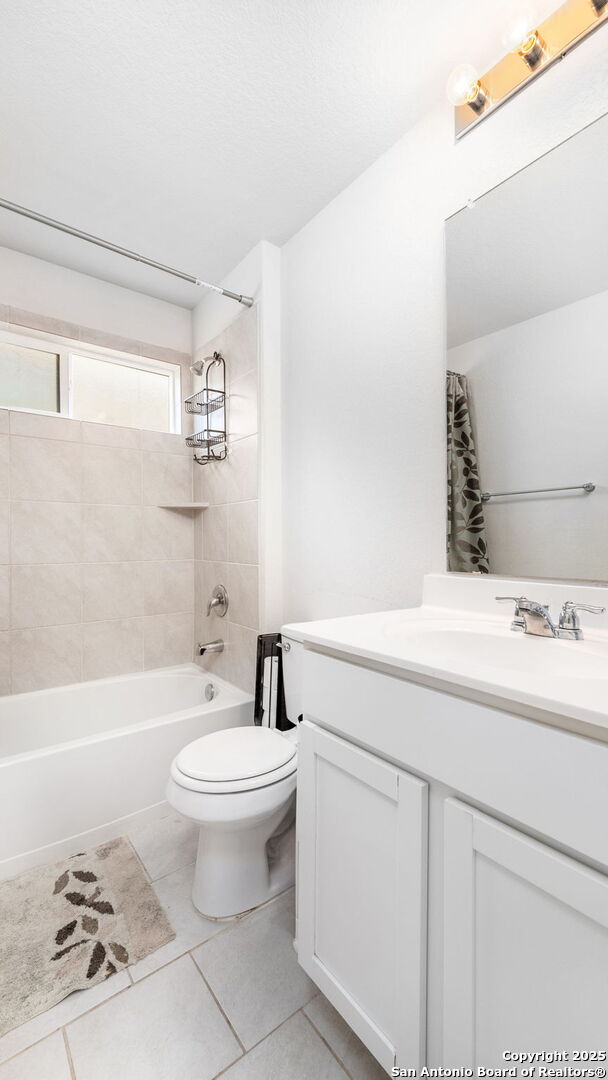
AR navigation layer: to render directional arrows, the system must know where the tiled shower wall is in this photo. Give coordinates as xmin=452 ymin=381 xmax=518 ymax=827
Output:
xmin=193 ymin=306 xmax=260 ymax=694
xmin=0 ymin=310 xmax=195 ymax=695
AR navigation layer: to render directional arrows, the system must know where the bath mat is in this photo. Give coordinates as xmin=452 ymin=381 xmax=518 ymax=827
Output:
xmin=0 ymin=836 xmax=174 ymax=1036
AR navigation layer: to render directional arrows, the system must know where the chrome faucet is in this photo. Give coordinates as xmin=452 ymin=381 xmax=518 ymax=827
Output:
xmin=496 ymin=596 xmax=605 ymax=640
xmin=207 ymin=584 xmax=228 ymax=617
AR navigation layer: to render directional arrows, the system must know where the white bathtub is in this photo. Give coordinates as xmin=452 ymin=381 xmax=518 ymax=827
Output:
xmin=0 ymin=664 xmax=254 ymax=880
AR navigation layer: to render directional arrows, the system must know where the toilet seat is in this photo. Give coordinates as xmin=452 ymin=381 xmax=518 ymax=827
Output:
xmin=172 ymin=725 xmax=298 ymax=794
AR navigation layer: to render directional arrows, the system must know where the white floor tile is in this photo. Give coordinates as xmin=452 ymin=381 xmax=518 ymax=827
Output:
xmin=0 ymin=1033 xmax=72 ymax=1080
xmin=129 ymin=865 xmax=228 ymax=981
xmin=220 ymin=1012 xmax=348 ymax=1080
xmin=304 ymin=994 xmax=388 ymax=1080
xmin=192 ymin=889 xmax=316 ymax=1050
xmin=128 ymin=812 xmax=198 ymax=880
xmin=0 ymin=972 xmax=130 ymax=1066
xmin=66 ymin=955 xmax=241 ymax=1080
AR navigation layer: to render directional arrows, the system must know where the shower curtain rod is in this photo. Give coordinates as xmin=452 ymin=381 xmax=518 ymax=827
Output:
xmin=0 ymin=197 xmax=254 ymax=308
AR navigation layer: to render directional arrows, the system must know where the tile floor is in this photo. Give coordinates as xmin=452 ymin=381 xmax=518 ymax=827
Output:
xmin=0 ymin=812 xmax=386 ymax=1080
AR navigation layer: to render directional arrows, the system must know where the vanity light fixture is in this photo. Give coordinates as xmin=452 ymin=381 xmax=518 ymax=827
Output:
xmin=503 ymin=9 xmax=547 ymax=69
xmin=449 ymin=0 xmax=608 ymax=138
xmin=446 ymin=65 xmax=490 ymax=113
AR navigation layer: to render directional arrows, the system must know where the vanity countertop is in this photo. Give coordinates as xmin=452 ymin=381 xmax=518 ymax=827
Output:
xmin=284 ymin=574 xmax=608 ymax=746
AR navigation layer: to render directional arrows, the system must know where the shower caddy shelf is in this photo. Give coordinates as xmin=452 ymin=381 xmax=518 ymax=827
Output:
xmin=184 ymin=351 xmax=227 ymax=465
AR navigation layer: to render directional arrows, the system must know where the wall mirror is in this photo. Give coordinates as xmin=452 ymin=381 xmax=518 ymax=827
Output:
xmin=446 ymin=110 xmax=608 ymax=583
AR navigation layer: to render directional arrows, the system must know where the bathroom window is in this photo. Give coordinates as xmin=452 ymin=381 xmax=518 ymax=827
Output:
xmin=0 ymin=328 xmax=181 ymax=432
xmin=0 ymin=340 xmax=61 ymax=412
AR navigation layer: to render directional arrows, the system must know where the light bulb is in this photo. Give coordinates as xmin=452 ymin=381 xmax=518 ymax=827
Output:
xmin=502 ymin=8 xmax=546 ymax=68
xmin=446 ymin=65 xmax=489 ymax=113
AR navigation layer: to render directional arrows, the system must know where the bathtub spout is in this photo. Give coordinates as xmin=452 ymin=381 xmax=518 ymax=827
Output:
xmin=197 ymin=640 xmax=224 ymax=656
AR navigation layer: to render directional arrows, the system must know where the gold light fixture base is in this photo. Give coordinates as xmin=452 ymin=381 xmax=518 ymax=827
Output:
xmin=455 ymin=0 xmax=608 ymax=138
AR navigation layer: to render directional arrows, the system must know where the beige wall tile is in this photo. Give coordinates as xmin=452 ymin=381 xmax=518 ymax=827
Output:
xmin=193 ymin=515 xmax=204 ymax=561
xmin=144 ymin=560 xmax=194 ymax=615
xmin=8 ymin=308 xmax=79 ymax=339
xmin=0 ymin=410 xmax=9 ymax=434
xmin=227 ymin=564 xmax=259 ymax=630
xmin=83 ymin=619 xmax=144 ymax=681
xmin=11 ymin=502 xmax=82 ymax=564
xmin=0 ymin=566 xmax=8 ymax=630
xmin=203 ymin=506 xmax=228 ymax=561
xmin=81 ymin=422 xmax=141 ymax=449
xmin=82 ymin=505 xmax=142 ymax=563
xmin=141 ymin=344 xmax=191 ymax=367
xmin=142 ymin=507 xmax=194 ymax=561
xmin=10 ymin=625 xmax=82 ymax=693
xmin=83 ymin=562 xmax=144 ymax=621
xmin=82 ymin=445 xmax=142 ymax=504
xmin=0 ymin=501 xmax=8 ymax=564
xmin=0 ymin=305 xmax=8 ymax=325
xmin=0 ymin=436 xmax=8 ymax=500
xmin=192 ymin=463 xmax=206 ymax=504
xmin=213 ymin=304 xmax=257 ymax=383
xmin=11 ymin=564 xmax=82 ymax=629
xmin=77 ymin=326 xmax=144 ymax=353
xmin=143 ymin=612 xmax=194 ymax=669
xmin=228 ymin=501 xmax=258 ymax=565
xmin=225 ymin=622 xmax=258 ymax=694
xmin=195 ymin=435 xmax=257 ymax=506
xmin=10 ymin=437 xmax=82 ymax=502
xmin=9 ymin=412 xmax=81 ymax=442
xmin=143 ymin=452 xmax=192 ymax=505
xmin=228 ymin=370 xmax=258 ymax=442
xmin=0 ymin=632 xmax=9 ymax=695
xmin=231 ymin=304 xmax=258 ymax=379
xmin=140 ymin=430 xmax=190 ymax=455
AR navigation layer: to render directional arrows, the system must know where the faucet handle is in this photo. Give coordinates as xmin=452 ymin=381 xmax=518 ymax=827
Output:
xmin=495 ymin=595 xmax=527 ymax=632
xmin=559 ymin=600 xmax=605 ymax=624
xmin=561 ymin=601 xmax=605 ymax=614
xmin=557 ymin=600 xmax=605 ymax=640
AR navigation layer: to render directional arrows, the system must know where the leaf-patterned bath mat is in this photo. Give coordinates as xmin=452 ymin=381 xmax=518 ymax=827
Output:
xmin=0 ymin=836 xmax=174 ymax=1036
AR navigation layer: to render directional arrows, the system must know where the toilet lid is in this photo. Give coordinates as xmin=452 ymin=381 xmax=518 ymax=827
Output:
xmin=176 ymin=726 xmax=297 ymax=783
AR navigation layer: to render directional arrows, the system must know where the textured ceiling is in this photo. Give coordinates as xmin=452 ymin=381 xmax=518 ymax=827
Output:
xmin=1 ymin=0 xmax=515 ymax=307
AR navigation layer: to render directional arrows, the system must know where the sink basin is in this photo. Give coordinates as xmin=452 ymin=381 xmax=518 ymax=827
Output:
xmin=382 ymin=620 xmax=608 ymax=680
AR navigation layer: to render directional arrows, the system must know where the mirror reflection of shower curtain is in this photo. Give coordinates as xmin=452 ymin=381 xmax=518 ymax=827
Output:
xmin=446 ymin=371 xmax=489 ymax=573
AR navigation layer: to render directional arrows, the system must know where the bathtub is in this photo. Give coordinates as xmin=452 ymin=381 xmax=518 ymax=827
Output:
xmin=0 ymin=664 xmax=254 ymax=880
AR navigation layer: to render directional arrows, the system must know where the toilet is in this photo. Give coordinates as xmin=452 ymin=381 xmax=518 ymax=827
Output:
xmin=166 ymin=630 xmax=303 ymax=919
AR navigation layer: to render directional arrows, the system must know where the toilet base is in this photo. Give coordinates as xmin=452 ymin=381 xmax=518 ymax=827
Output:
xmin=191 ymin=797 xmax=296 ymax=919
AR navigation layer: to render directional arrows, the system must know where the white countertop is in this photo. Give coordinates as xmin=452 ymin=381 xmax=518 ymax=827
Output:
xmin=283 ymin=573 xmax=608 ymax=745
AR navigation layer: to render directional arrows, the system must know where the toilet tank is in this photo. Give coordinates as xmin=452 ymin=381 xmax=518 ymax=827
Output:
xmin=280 ymin=625 xmax=305 ymax=724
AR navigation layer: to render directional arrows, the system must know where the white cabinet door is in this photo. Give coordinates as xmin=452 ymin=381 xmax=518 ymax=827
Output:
xmin=297 ymin=720 xmax=428 ymax=1072
xmin=444 ymin=799 xmax=608 ymax=1066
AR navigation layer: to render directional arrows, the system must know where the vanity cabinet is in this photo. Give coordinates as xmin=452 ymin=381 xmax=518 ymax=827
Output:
xmin=296 ymin=648 xmax=608 ymax=1073
xmin=443 ymin=799 xmax=608 ymax=1066
xmin=297 ymin=721 xmax=428 ymax=1072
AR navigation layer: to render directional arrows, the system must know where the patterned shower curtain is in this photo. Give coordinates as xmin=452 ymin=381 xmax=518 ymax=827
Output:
xmin=446 ymin=371 xmax=489 ymax=573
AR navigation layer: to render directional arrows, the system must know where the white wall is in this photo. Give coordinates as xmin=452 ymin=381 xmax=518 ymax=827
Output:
xmin=281 ymin=30 xmax=608 ymax=622
xmin=448 ymin=288 xmax=608 ymax=581
xmin=0 ymin=245 xmax=191 ymax=352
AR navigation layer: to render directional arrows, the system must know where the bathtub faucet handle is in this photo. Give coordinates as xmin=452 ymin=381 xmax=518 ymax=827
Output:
xmin=207 ymin=584 xmax=228 ymax=618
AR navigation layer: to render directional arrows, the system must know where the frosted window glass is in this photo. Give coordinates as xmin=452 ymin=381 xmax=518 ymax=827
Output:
xmin=71 ymin=354 xmax=172 ymax=432
xmin=0 ymin=342 xmax=60 ymax=411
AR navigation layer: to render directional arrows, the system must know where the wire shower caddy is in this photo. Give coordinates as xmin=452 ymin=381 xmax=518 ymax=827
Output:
xmin=184 ymin=351 xmax=227 ymax=464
